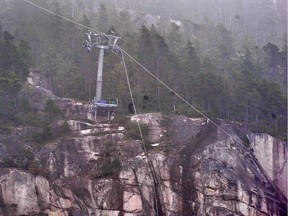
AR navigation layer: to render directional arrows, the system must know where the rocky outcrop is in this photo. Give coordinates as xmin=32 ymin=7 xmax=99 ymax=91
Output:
xmin=21 ymin=72 xmax=89 ymax=119
xmin=0 ymin=111 xmax=286 ymax=215
xmin=0 ymin=169 xmax=73 ymax=216
xmin=27 ymin=70 xmax=49 ymax=89
xmin=250 ymin=134 xmax=287 ymax=198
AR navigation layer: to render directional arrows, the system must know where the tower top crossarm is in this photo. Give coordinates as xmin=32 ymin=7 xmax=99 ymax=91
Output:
xmin=82 ymin=31 xmax=121 ymax=51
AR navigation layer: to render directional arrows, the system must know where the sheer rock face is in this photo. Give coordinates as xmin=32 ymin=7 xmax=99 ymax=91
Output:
xmin=0 ymin=113 xmax=286 ymax=216
xmin=251 ymin=134 xmax=287 ymax=198
xmin=0 ymin=169 xmax=72 ymax=216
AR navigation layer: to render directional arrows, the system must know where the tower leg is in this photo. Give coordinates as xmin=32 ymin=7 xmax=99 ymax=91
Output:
xmin=96 ymin=48 xmax=104 ymax=102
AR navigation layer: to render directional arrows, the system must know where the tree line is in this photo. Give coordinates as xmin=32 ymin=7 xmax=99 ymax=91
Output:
xmin=0 ymin=2 xmax=286 ymax=138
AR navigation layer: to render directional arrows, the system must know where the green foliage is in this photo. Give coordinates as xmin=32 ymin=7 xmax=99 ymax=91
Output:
xmin=125 ymin=121 xmax=149 ymax=140
xmin=14 ymin=98 xmax=46 ymax=127
xmin=125 ymin=121 xmax=152 ymax=149
xmin=22 ymin=148 xmax=34 ymax=161
xmin=0 ymin=30 xmax=31 ymax=81
xmin=238 ymin=134 xmax=251 ymax=148
xmin=0 ymin=71 xmax=21 ymax=95
xmin=57 ymin=121 xmax=71 ymax=136
xmin=1 ymin=157 xmax=17 ymax=168
xmin=92 ymin=141 xmax=122 ymax=178
xmin=97 ymin=4 xmax=109 ymax=32
xmin=44 ymin=98 xmax=62 ymax=122
xmin=19 ymin=98 xmax=32 ymax=113
xmin=175 ymin=104 xmax=205 ymax=118
xmin=0 ymin=1 xmax=286 ymax=139
xmin=15 ymin=112 xmax=46 ymax=127
xmin=30 ymin=120 xmax=71 ymax=145
xmin=99 ymin=157 xmax=122 ymax=177
xmin=0 ymin=28 xmax=31 ymax=124
xmin=160 ymin=115 xmax=172 ymax=128
xmin=27 ymin=160 xmax=41 ymax=175
xmin=32 ymin=125 xmax=53 ymax=145
xmin=0 ymin=148 xmax=41 ymax=175
xmin=113 ymin=114 xmax=130 ymax=125
xmin=44 ymin=98 xmax=61 ymax=115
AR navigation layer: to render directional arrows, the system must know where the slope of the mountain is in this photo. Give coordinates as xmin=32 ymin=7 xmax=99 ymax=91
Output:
xmin=0 ymin=82 xmax=286 ymax=216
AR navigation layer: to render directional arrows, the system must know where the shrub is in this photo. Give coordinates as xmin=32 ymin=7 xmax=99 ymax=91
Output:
xmin=125 ymin=121 xmax=149 ymax=140
xmin=27 ymin=160 xmax=41 ymax=175
xmin=160 ymin=115 xmax=172 ymax=128
xmin=44 ymin=98 xmax=61 ymax=115
xmin=15 ymin=112 xmax=46 ymax=127
xmin=44 ymin=98 xmax=62 ymax=122
xmin=0 ymin=148 xmax=41 ymax=175
xmin=176 ymin=104 xmax=205 ymax=118
xmin=57 ymin=121 xmax=71 ymax=136
xmin=125 ymin=121 xmax=153 ymax=150
xmin=98 ymin=157 xmax=122 ymax=177
xmin=113 ymin=114 xmax=129 ymax=125
xmin=32 ymin=125 xmax=53 ymax=145
xmin=19 ymin=98 xmax=32 ymax=113
xmin=111 ymin=158 xmax=121 ymax=168
xmin=1 ymin=157 xmax=16 ymax=168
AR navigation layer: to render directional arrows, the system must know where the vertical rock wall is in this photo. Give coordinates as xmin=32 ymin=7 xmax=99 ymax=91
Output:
xmin=0 ymin=112 xmax=286 ymax=215
xmin=252 ymin=134 xmax=287 ymax=198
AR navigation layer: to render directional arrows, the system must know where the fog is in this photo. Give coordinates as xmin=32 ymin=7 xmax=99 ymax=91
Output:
xmin=71 ymin=0 xmax=287 ymax=46
xmin=0 ymin=0 xmax=286 ymax=136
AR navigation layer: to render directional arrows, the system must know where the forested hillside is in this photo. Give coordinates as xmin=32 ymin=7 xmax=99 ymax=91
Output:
xmin=0 ymin=0 xmax=287 ymax=138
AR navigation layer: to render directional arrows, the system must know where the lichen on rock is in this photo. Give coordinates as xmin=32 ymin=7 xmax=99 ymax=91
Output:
xmin=0 ymin=98 xmax=286 ymax=215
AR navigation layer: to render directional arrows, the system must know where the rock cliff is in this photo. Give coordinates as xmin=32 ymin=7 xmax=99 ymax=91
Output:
xmin=0 ymin=83 xmax=286 ymax=216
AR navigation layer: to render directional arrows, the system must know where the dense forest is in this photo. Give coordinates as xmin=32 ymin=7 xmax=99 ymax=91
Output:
xmin=0 ymin=0 xmax=287 ymax=138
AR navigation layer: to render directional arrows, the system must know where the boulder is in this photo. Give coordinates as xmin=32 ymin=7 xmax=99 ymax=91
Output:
xmin=0 ymin=113 xmax=286 ymax=215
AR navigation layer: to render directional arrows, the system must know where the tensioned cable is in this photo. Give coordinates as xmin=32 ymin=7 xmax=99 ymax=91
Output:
xmin=120 ymin=51 xmax=147 ymax=154
xmin=22 ymin=0 xmax=235 ymax=138
xmin=119 ymin=49 xmax=286 ymax=180
xmin=119 ymin=48 xmax=235 ymax=140
xmin=22 ymin=0 xmax=239 ymax=144
xmin=120 ymin=49 xmax=161 ymax=216
xmin=23 ymin=0 xmax=102 ymax=34
xmin=23 ymin=0 xmax=285 ymax=177
xmin=23 ymin=0 xmax=287 ymax=205
xmin=119 ymin=49 xmax=286 ymax=178
xmin=22 ymin=1 xmax=161 ymax=214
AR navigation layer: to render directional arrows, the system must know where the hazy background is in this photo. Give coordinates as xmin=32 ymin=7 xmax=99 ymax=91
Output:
xmin=0 ymin=0 xmax=287 ymax=137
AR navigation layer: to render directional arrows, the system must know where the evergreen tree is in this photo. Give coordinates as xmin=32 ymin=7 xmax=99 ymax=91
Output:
xmin=167 ymin=22 xmax=183 ymax=55
xmin=263 ymin=42 xmax=287 ymax=90
xmin=0 ymin=29 xmax=31 ymax=123
xmin=97 ymin=4 xmax=109 ymax=32
xmin=181 ymin=41 xmax=201 ymax=101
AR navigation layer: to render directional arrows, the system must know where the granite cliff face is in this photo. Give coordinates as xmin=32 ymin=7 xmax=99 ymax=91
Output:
xmin=0 ymin=83 xmax=286 ymax=216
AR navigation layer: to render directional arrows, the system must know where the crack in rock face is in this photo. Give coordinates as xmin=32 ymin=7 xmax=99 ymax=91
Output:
xmin=0 ymin=112 xmax=286 ymax=215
